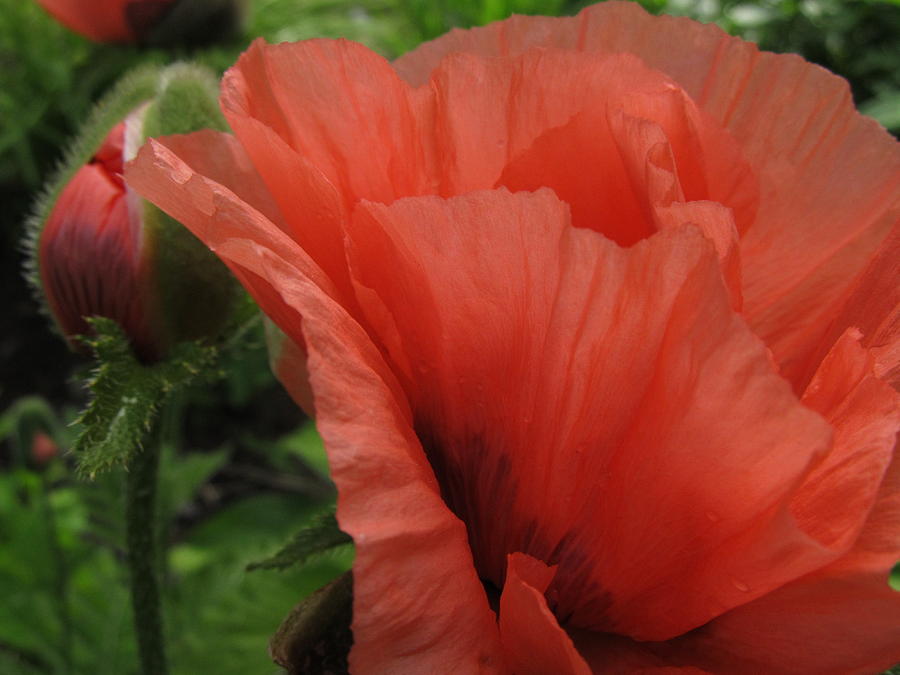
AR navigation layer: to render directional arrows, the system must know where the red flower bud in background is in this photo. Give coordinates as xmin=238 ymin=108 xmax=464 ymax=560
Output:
xmin=30 ymin=431 xmax=59 ymax=467
xmin=35 ymin=0 xmax=245 ymax=45
xmin=30 ymin=64 xmax=237 ymax=362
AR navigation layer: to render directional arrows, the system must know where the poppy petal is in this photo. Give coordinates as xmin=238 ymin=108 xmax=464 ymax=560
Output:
xmin=149 ymin=130 xmax=287 ymax=230
xmin=345 ymin=187 xmax=835 ymax=640
xmin=800 ymin=227 xmax=900 ymax=390
xmin=574 ymin=327 xmax=900 ymax=673
xmin=222 ymin=38 xmax=431 ymax=209
xmin=684 ymin=571 xmax=900 ymax=675
xmin=576 ymin=570 xmax=900 ymax=675
xmin=792 ymin=328 xmax=900 ymax=552
xmin=499 ymin=553 xmax=591 ymax=675
xmin=428 ymin=49 xmax=756 ymax=242
xmin=125 ymin=139 xmax=507 ymax=673
xmin=846 ymin=448 xmax=900 ymax=571
xmin=395 ymin=0 xmax=900 ymax=390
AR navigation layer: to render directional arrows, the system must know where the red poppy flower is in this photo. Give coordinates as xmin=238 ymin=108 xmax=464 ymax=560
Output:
xmin=36 ymin=0 xmax=177 ymax=43
xmin=126 ymin=2 xmax=900 ymax=672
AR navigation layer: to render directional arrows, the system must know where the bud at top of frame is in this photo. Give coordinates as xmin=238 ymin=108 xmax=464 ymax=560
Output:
xmin=35 ymin=0 xmax=247 ymax=46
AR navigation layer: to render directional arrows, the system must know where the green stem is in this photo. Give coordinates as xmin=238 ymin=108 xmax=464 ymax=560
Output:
xmin=125 ymin=432 xmax=168 ymax=675
xmin=40 ymin=475 xmax=72 ymax=674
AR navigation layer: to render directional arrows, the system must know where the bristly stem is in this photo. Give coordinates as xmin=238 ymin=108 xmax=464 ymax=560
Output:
xmin=125 ymin=426 xmax=167 ymax=675
xmin=39 ymin=474 xmax=72 ymax=673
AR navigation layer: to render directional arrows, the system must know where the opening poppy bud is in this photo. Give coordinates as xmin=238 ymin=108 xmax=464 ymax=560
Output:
xmin=31 ymin=64 xmax=237 ymax=362
xmin=36 ymin=0 xmax=246 ymax=46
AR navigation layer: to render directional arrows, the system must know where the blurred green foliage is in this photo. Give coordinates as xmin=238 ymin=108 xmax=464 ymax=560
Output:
xmin=0 ymin=394 xmax=346 ymax=674
xmin=1 ymin=0 xmax=898 ymax=673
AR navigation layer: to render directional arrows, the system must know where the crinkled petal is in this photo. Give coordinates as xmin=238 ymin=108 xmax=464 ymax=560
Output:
xmin=346 ymin=187 xmax=834 ymax=640
xmin=395 ymin=0 xmax=900 ymax=390
xmin=679 ymin=571 xmax=900 ymax=675
xmin=150 ymin=130 xmax=287 ymax=230
xmin=573 ymin=326 xmax=900 ymax=673
xmin=575 ymin=570 xmax=900 ymax=675
xmin=801 ymin=227 xmax=900 ymax=390
xmin=126 ymin=138 xmax=507 ymax=673
xmin=222 ymin=38 xmax=432 ymax=208
xmin=499 ymin=553 xmax=590 ymax=675
xmin=431 ymin=49 xmax=756 ymax=242
xmin=792 ymin=328 xmax=900 ymax=552
xmin=221 ymin=37 xmax=757 ymax=272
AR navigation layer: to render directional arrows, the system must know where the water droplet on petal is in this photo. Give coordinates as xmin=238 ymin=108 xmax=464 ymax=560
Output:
xmin=732 ymin=579 xmax=750 ymax=592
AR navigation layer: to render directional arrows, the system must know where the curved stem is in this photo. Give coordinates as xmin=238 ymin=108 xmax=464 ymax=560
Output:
xmin=125 ymin=429 xmax=167 ymax=675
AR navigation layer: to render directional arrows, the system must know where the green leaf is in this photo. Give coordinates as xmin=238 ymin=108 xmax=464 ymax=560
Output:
xmin=278 ymin=421 xmax=332 ymax=478
xmin=73 ymin=318 xmax=219 ymax=478
xmin=246 ymin=508 xmax=352 ymax=572
xmin=158 ymin=446 xmax=229 ymax=527
xmin=860 ymin=88 xmax=900 ymax=133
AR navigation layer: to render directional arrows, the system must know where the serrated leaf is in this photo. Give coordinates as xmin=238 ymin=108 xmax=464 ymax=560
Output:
xmin=246 ymin=508 xmax=352 ymax=572
xmin=74 ymin=318 xmax=219 ymax=477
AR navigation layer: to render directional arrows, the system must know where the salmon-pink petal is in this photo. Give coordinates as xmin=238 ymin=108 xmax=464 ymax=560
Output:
xmin=213 ymin=107 xmax=357 ymax=303
xmin=126 ymin=138 xmax=507 ymax=673
xmin=424 ymin=49 xmax=648 ymax=198
xmin=126 ymin=138 xmax=341 ymax=305
xmin=846 ymin=448 xmax=900 ymax=571
xmin=427 ymin=48 xmax=755 ymax=240
xmin=148 ymin=130 xmax=287 ymax=231
xmin=499 ymin=553 xmax=590 ymax=675
xmin=654 ymin=201 xmax=742 ymax=310
xmin=219 ymin=38 xmax=436 ymax=302
xmin=346 ymin=187 xmax=834 ymax=640
xmin=551 ymin=5 xmax=900 ymax=371
xmin=799 ymin=227 xmax=900 ymax=390
xmin=682 ymin=572 xmax=900 ymax=675
xmin=396 ymin=0 xmax=900 ymax=390
xmin=792 ymin=328 xmax=900 ymax=552
xmin=222 ymin=38 xmax=431 ymax=209
xmin=577 ymin=570 xmax=900 ymax=675
xmin=578 ymin=377 xmax=899 ymax=675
